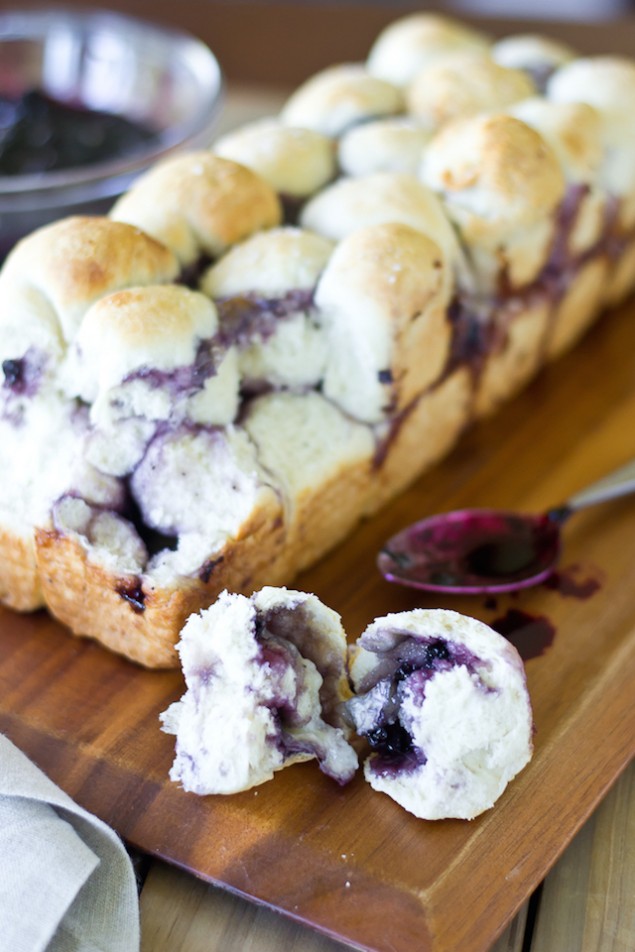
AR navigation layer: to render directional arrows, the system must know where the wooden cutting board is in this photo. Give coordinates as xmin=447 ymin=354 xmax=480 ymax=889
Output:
xmin=1 ymin=297 xmax=635 ymax=952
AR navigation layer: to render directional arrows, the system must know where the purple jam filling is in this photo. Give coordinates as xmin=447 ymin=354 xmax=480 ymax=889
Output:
xmin=115 ymin=578 xmax=146 ymax=613
xmin=258 ymin=630 xmax=309 ymax=728
xmin=1 ymin=349 xmax=47 ymax=423
xmin=347 ymin=631 xmax=484 ymax=776
xmin=214 ymin=288 xmax=316 ymax=349
xmin=256 ymin=602 xmax=343 ymax=721
xmin=251 ymin=606 xmax=351 ymax=782
xmin=122 ymin=338 xmax=223 ymax=395
xmin=446 ymin=295 xmax=500 ymax=373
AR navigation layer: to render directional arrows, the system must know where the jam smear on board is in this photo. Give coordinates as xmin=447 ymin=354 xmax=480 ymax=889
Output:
xmin=489 ymin=608 xmax=556 ymax=661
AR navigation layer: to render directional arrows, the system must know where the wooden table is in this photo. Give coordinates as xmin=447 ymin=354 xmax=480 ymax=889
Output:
xmin=6 ymin=5 xmax=635 ymax=951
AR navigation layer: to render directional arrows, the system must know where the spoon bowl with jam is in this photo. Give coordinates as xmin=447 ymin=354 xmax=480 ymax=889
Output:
xmin=379 ymin=457 xmax=635 ymax=595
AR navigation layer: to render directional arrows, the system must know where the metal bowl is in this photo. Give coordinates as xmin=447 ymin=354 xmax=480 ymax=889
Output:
xmin=0 ymin=7 xmax=223 ymax=254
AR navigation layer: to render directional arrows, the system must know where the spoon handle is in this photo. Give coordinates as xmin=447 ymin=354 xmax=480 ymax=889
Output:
xmin=566 ymin=457 xmax=635 ymax=512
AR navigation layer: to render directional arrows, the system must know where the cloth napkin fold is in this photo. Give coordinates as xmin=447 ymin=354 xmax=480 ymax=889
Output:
xmin=0 ymin=734 xmax=140 ymax=952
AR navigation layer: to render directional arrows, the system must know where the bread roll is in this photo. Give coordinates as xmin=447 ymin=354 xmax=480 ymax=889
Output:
xmin=111 ymin=152 xmax=282 ymax=266
xmin=367 ymin=12 xmax=490 ymax=86
xmin=346 ymin=609 xmax=533 ymax=820
xmin=280 ymin=64 xmax=404 ymax=138
xmin=492 ymin=33 xmax=576 ymax=91
xmin=213 ymin=118 xmax=336 ymax=201
xmin=407 ymin=52 xmax=536 ymax=131
xmin=161 ymin=588 xmax=358 ymax=793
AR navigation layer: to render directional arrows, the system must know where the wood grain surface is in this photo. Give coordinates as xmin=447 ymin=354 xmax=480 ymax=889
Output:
xmin=2 ymin=289 xmax=635 ymax=952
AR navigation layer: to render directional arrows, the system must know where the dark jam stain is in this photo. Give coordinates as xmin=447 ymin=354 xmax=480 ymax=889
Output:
xmin=543 ymin=564 xmax=602 ymax=600
xmin=0 ymin=89 xmax=157 ymax=175
xmin=490 ymin=608 xmax=555 ymax=661
xmin=2 ymin=351 xmax=45 ymax=397
xmin=115 ymin=579 xmax=146 ymax=613
xmin=199 ymin=555 xmax=224 ymax=584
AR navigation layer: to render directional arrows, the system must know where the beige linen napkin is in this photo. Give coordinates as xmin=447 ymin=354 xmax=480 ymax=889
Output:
xmin=0 ymin=734 xmax=139 ymax=952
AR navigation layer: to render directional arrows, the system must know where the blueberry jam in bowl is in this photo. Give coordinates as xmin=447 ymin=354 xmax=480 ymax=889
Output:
xmin=0 ymin=8 xmax=223 ymax=255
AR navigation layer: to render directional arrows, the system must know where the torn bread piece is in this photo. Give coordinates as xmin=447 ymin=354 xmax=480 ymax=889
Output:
xmin=160 ymin=588 xmax=358 ymax=793
xmin=201 ymin=227 xmax=333 ymax=391
xmin=346 ymin=609 xmax=533 ymax=820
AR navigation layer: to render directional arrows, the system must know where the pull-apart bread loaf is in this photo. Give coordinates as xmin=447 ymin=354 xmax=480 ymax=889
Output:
xmin=2 ymin=13 xmax=635 ymax=667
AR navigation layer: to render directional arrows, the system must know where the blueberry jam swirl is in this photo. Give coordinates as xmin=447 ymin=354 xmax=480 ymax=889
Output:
xmin=1 ymin=349 xmax=47 ymax=422
xmin=122 ymin=338 xmax=223 ymax=394
xmin=347 ymin=630 xmax=483 ymax=776
xmin=214 ymin=288 xmax=316 ymax=348
xmin=253 ymin=609 xmax=353 ymax=783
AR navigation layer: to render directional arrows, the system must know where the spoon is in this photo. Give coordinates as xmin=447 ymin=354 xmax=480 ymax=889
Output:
xmin=378 ymin=457 xmax=635 ymax=595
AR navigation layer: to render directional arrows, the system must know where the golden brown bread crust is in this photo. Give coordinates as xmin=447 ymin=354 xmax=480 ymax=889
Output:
xmin=474 ymin=297 xmax=552 ymax=418
xmin=546 ymin=257 xmax=608 ymax=360
xmin=367 ymin=368 xmax=473 ymax=513
xmin=0 ymin=217 xmax=180 ymax=350
xmin=35 ymin=491 xmax=288 ymax=668
xmin=0 ymin=528 xmax=43 ymax=612
xmin=110 ymin=152 xmax=282 ymax=266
